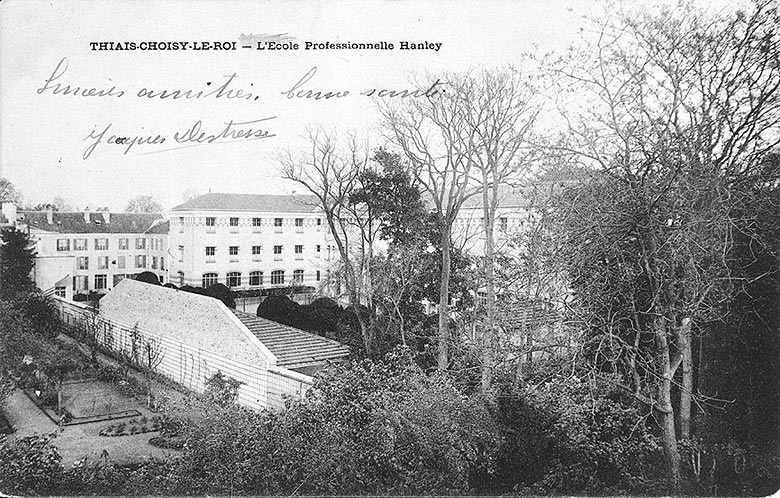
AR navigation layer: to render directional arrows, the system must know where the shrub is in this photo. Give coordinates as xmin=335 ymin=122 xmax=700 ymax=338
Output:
xmin=0 ymin=434 xmax=63 ymax=495
xmin=493 ymin=369 xmax=664 ymax=494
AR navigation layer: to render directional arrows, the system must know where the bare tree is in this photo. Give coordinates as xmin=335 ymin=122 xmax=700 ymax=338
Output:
xmin=548 ymin=1 xmax=780 ymax=489
xmin=381 ymin=77 xmax=483 ymax=370
xmin=451 ymin=69 xmax=542 ymax=391
xmin=140 ymin=335 xmax=164 ymax=408
xmin=280 ymin=128 xmax=377 ymax=354
xmin=125 ymin=195 xmax=162 ymax=214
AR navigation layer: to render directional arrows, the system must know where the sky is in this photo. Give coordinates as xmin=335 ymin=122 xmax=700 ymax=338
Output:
xmin=1 ymin=0 xmax=605 ymax=211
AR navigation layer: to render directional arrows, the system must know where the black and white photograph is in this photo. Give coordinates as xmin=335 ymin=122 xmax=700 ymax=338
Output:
xmin=0 ymin=0 xmax=778 ymax=495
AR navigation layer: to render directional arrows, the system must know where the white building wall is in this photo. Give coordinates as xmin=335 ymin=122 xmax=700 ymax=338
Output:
xmin=168 ymin=209 xmax=334 ymax=291
xmin=29 ymin=229 xmax=168 ymax=297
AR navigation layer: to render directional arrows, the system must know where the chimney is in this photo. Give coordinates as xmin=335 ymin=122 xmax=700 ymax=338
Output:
xmin=84 ymin=205 xmax=90 ymax=223
xmin=46 ymin=207 xmax=54 ymax=224
xmin=101 ymin=210 xmax=110 ymax=224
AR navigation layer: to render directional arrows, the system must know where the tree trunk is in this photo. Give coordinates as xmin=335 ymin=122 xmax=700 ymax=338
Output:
xmin=678 ymin=318 xmax=693 ymax=439
xmin=656 ymin=320 xmax=682 ymax=491
xmin=438 ymin=223 xmax=452 ymax=371
xmin=481 ymin=192 xmax=496 ymax=392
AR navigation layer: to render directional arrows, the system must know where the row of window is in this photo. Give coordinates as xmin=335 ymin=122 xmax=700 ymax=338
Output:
xmin=202 ymin=269 xmax=321 ymax=288
xmin=57 ymin=237 xmax=164 ymax=252
xmin=72 ymin=273 xmax=162 ymax=291
xmin=202 ymin=244 xmax=320 ymax=260
xmin=192 ymin=216 xmax=322 ymax=227
xmin=75 ymin=255 xmax=165 ymax=271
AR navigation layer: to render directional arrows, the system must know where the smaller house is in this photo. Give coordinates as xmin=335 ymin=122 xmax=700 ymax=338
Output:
xmin=91 ymin=279 xmax=350 ymax=410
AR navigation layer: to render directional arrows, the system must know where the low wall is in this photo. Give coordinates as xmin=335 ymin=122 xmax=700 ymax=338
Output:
xmin=52 ymin=296 xmax=313 ymax=411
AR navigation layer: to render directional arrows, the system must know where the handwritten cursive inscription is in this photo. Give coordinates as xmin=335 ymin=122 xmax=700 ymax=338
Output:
xmin=82 ymin=117 xmax=276 ymax=159
xmin=36 ymin=58 xmax=125 ymax=98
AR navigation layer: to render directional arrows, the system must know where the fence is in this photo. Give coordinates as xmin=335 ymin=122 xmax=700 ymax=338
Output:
xmin=52 ymin=296 xmax=313 ymax=411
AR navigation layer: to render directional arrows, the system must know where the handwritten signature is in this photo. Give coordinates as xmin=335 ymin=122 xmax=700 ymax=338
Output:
xmin=82 ymin=117 xmax=276 ymax=159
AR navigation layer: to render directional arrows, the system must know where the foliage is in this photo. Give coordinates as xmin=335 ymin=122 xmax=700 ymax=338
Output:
xmin=135 ymin=271 xmax=161 ymax=285
xmin=350 ymin=148 xmax=428 ymax=246
xmin=13 ymin=292 xmax=63 ymax=339
xmin=204 ymin=371 xmax=243 ymax=407
xmin=0 ymin=434 xmax=64 ymax=495
xmin=0 ymin=228 xmax=36 ymax=299
xmin=180 ymin=283 xmax=235 ymax=308
xmin=490 ymin=362 xmax=665 ymax=494
xmin=0 ymin=177 xmax=21 ymax=204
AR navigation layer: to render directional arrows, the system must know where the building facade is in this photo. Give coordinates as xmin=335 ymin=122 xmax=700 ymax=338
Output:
xmin=168 ymin=193 xmax=336 ymax=292
xmin=19 ymin=209 xmax=168 ymax=300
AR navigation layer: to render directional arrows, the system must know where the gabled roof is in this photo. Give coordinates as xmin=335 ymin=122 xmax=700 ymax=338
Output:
xmin=232 ymin=310 xmax=351 ymax=369
xmin=171 ymin=193 xmax=321 ymax=213
xmin=19 ymin=211 xmax=164 ymax=234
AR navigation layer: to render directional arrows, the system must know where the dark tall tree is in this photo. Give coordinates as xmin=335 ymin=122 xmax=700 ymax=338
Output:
xmin=0 ymin=228 xmax=36 ymax=300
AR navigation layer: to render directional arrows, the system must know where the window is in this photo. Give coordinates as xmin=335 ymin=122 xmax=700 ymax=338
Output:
xmin=118 ymin=238 xmax=129 ymax=250
xmin=178 ymin=245 xmax=184 ymax=262
xmin=273 ymin=245 xmax=282 ymax=260
xmin=152 ymin=256 xmax=158 ymax=269
xmin=205 ymin=217 xmax=215 ymax=227
xmin=271 ymin=270 xmax=285 ymax=285
xmin=73 ymin=275 xmax=88 ymax=291
xmin=274 ymin=217 xmax=283 ymax=232
xmin=117 ymin=256 xmax=125 ymax=269
xmin=229 ymin=217 xmax=239 ymax=226
xmin=206 ymin=246 xmax=216 ymax=263
xmin=316 ymin=270 xmax=321 ymax=281
xmin=295 ymin=245 xmax=303 ymax=259
xmin=160 ymin=257 xmax=165 ymax=270
xmin=202 ymin=272 xmax=218 ymax=287
xmin=499 ymin=217 xmax=508 ymax=231
xmin=294 ymin=218 xmax=304 ymax=232
xmin=178 ymin=271 xmax=184 ymax=286
xmin=249 ymin=270 xmax=263 ymax=286
xmin=94 ymin=274 xmax=107 ymax=290
xmin=57 ymin=239 xmax=70 ymax=251
xmin=252 ymin=217 xmax=262 ymax=229
xmin=179 ymin=216 xmax=184 ymax=233
xmin=252 ymin=245 xmax=262 ymax=261
xmin=95 ymin=238 xmax=108 ymax=250
xmin=73 ymin=238 xmax=87 ymax=251
xmin=229 ymin=246 xmax=239 ymax=262
xmin=317 ymin=218 xmax=322 ymax=225
xmin=226 ymin=272 xmax=241 ymax=287
xmin=135 ymin=255 xmax=147 ymax=268
xmin=113 ymin=274 xmax=125 ymax=286
xmin=293 ymin=269 xmax=304 ymax=283
xmin=77 ymin=257 xmax=89 ymax=270
xmin=135 ymin=238 xmax=146 ymax=250
xmin=54 ymin=286 xmax=66 ymax=298
xmin=97 ymin=256 xmax=109 ymax=269
xmin=316 ymin=244 xmax=321 ymax=258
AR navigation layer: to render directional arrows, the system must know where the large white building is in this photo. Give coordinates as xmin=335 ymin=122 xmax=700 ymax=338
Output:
xmin=18 ymin=209 xmax=169 ymax=300
xmin=168 ymin=193 xmax=336 ymax=292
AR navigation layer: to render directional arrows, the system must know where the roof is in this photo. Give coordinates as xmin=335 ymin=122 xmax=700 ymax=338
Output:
xmin=145 ymin=219 xmax=170 ymax=234
xmin=232 ymin=310 xmax=351 ymax=369
xmin=19 ymin=211 xmax=164 ymax=234
xmin=171 ymin=193 xmax=321 ymax=213
xmin=99 ymin=279 xmax=271 ymax=367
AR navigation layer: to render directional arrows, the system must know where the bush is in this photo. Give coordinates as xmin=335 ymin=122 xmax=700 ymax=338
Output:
xmin=0 ymin=434 xmax=63 ymax=495
xmin=492 ymin=368 xmax=664 ymax=494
